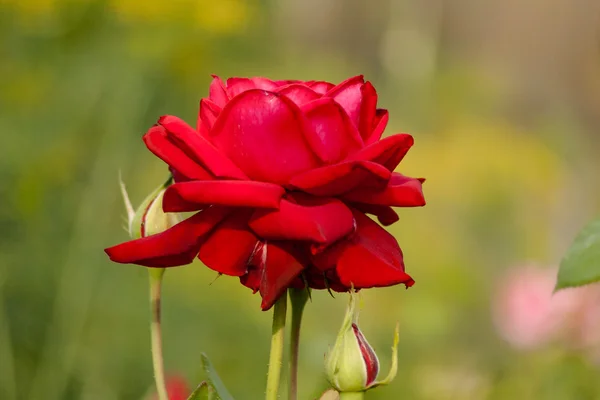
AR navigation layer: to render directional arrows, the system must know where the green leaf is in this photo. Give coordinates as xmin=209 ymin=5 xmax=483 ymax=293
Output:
xmin=200 ymin=353 xmax=235 ymax=400
xmin=556 ymin=217 xmax=600 ymax=290
xmin=186 ymin=382 xmax=209 ymax=400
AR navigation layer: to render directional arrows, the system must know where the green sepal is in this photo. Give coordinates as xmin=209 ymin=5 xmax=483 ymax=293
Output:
xmin=200 ymin=353 xmax=235 ymax=400
xmin=368 ymin=322 xmax=399 ymax=388
xmin=129 ymin=176 xmax=173 ymax=239
xmin=186 ymin=382 xmax=209 ymax=400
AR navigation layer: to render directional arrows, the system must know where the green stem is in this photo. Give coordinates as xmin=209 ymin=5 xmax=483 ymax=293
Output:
xmin=339 ymin=392 xmax=365 ymax=400
xmin=149 ymin=269 xmax=168 ymax=400
xmin=265 ymin=293 xmax=288 ymax=400
xmin=288 ymin=289 xmax=309 ymax=400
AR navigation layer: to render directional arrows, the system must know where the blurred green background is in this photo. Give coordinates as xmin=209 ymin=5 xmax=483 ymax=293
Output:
xmin=2 ymin=0 xmax=600 ymax=399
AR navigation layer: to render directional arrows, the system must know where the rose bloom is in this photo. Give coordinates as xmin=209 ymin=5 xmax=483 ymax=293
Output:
xmin=105 ymin=76 xmax=425 ymax=310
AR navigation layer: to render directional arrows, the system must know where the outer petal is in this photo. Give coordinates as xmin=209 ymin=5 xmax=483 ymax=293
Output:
xmin=225 ymin=77 xmax=256 ymax=97
xmin=358 ymin=81 xmax=377 ymax=141
xmin=197 ymin=99 xmax=221 ymax=137
xmin=240 ymin=241 xmax=266 ymax=293
xmin=350 ymin=203 xmax=399 ymax=226
xmin=210 ymin=89 xmax=319 ymax=184
xmin=240 ymin=267 xmax=262 ymax=294
xmin=198 ymin=209 xmax=259 ymax=276
xmin=163 ymin=180 xmax=285 ymax=212
xmin=158 ymin=115 xmax=247 ymax=180
xmin=308 ymin=81 xmax=335 ymax=94
xmin=302 ymin=98 xmax=363 ymax=164
xmin=259 ymin=242 xmax=306 ymax=310
xmin=208 ymin=75 xmax=229 ymax=108
xmin=226 ymin=77 xmax=278 ymax=97
xmin=274 ymin=79 xmax=303 ymax=86
xmin=276 ymin=84 xmax=321 ymax=106
xmin=249 ymin=195 xmax=354 ymax=245
xmin=346 ymin=133 xmax=414 ymax=171
xmin=288 ymin=160 xmax=390 ymax=197
xmin=143 ymin=125 xmax=212 ymax=181
xmin=104 ymin=206 xmax=230 ymax=268
xmin=313 ymin=210 xmax=414 ymax=288
xmin=342 ymin=173 xmax=426 ymax=207
xmin=325 ymin=75 xmax=365 ymax=128
xmin=366 ymin=109 xmax=388 ymax=145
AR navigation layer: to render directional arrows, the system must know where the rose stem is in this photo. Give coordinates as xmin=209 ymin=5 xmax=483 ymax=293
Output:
xmin=265 ymin=293 xmax=288 ymax=400
xmin=149 ymin=268 xmax=168 ymax=400
xmin=339 ymin=392 xmax=365 ymax=400
xmin=288 ymin=288 xmax=309 ymax=400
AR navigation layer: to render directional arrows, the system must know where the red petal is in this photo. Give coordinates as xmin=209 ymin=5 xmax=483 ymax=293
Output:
xmin=163 ymin=180 xmax=285 ymax=212
xmin=198 ymin=209 xmax=259 ymax=276
xmin=304 ymin=265 xmax=348 ymax=292
xmin=366 ymin=109 xmax=388 ymax=145
xmin=225 ymin=77 xmax=256 ymax=97
xmin=197 ymin=99 xmax=221 ymax=136
xmin=347 ymin=133 xmax=414 ymax=171
xmin=240 ymin=241 xmax=266 ymax=293
xmin=342 ymin=173 xmax=426 ymax=207
xmin=315 ymin=210 xmax=414 ymax=288
xmin=210 ymin=89 xmax=319 ymax=184
xmin=250 ymin=77 xmax=279 ymax=90
xmin=302 ymin=98 xmax=363 ymax=164
xmin=351 ymin=203 xmax=399 ymax=226
xmin=249 ymin=195 xmax=354 ymax=245
xmin=208 ymin=75 xmax=229 ymax=108
xmin=289 ymin=160 xmax=390 ymax=197
xmin=259 ymin=242 xmax=306 ymax=310
xmin=358 ymin=81 xmax=377 ymax=142
xmin=143 ymin=125 xmax=212 ymax=181
xmin=158 ymin=115 xmax=247 ymax=180
xmin=276 ymin=84 xmax=321 ymax=105
xmin=104 ymin=207 xmax=230 ymax=268
xmin=353 ymin=323 xmax=380 ymax=387
xmin=274 ymin=79 xmax=302 ymax=86
xmin=240 ymin=268 xmax=262 ymax=294
xmin=226 ymin=77 xmax=278 ymax=97
xmin=324 ymin=75 xmax=365 ymax=128
xmin=308 ymin=81 xmax=335 ymax=94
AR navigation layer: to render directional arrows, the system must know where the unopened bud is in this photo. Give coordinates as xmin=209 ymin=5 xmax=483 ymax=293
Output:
xmin=325 ymin=291 xmax=399 ymax=393
xmin=120 ymin=175 xmax=181 ymax=239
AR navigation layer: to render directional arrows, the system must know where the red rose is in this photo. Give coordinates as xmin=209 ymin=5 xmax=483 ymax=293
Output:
xmin=105 ymin=76 xmax=425 ymax=310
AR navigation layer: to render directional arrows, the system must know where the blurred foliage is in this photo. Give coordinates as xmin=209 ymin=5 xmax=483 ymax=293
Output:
xmin=1 ymin=0 xmax=600 ymax=399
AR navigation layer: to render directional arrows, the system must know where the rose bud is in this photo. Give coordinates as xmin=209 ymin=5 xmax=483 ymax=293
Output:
xmin=119 ymin=175 xmax=182 ymax=240
xmin=325 ymin=291 xmax=399 ymax=393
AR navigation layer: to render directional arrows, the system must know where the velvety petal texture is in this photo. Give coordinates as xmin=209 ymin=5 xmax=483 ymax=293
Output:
xmin=105 ymin=206 xmax=230 ymax=268
xmin=198 ymin=209 xmax=258 ymax=277
xmin=163 ymin=181 xmax=285 ymax=212
xmin=104 ymin=75 xmax=425 ymax=310
xmin=209 ymin=90 xmax=319 ymax=184
xmin=248 ymin=195 xmax=354 ymax=246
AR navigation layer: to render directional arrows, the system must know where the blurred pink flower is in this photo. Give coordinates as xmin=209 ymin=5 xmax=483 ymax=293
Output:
xmin=568 ymin=286 xmax=600 ymax=353
xmin=492 ymin=265 xmax=581 ymax=349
